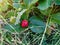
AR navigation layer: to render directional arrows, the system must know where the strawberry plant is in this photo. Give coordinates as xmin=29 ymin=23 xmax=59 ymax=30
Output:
xmin=0 ymin=0 xmax=60 ymax=45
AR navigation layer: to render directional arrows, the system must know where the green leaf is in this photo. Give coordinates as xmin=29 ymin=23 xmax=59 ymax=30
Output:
xmin=37 ymin=0 xmax=51 ymax=10
xmin=40 ymin=8 xmax=51 ymax=15
xmin=24 ymin=0 xmax=32 ymax=7
xmin=21 ymin=12 xmax=28 ymax=20
xmin=51 ymin=12 xmax=60 ymax=24
xmin=30 ymin=26 xmax=45 ymax=33
xmin=29 ymin=16 xmax=46 ymax=33
xmin=13 ymin=3 xmax=20 ymax=9
xmin=6 ymin=10 xmax=15 ymax=18
xmin=3 ymin=24 xmax=25 ymax=32
xmin=55 ymin=0 xmax=60 ymax=5
xmin=29 ymin=16 xmax=46 ymax=26
xmin=24 ymin=0 xmax=38 ymax=7
xmin=13 ymin=0 xmax=19 ymax=3
xmin=30 ymin=0 xmax=38 ymax=5
xmin=0 ymin=2 xmax=8 ymax=11
xmin=24 ymin=0 xmax=32 ymax=4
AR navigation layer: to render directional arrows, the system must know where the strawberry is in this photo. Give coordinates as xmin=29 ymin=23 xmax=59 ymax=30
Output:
xmin=21 ymin=20 xmax=28 ymax=28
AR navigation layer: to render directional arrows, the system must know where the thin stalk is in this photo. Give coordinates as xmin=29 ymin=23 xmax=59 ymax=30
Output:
xmin=39 ymin=4 xmax=54 ymax=45
xmin=39 ymin=14 xmax=50 ymax=45
xmin=55 ymin=39 xmax=60 ymax=45
xmin=0 ymin=15 xmax=18 ymax=34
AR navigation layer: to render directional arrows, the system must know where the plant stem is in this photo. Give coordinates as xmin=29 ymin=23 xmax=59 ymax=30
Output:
xmin=0 ymin=15 xmax=18 ymax=34
xmin=39 ymin=14 xmax=50 ymax=45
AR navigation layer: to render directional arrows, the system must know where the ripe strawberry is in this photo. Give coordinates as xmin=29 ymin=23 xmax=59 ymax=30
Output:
xmin=21 ymin=20 xmax=28 ymax=28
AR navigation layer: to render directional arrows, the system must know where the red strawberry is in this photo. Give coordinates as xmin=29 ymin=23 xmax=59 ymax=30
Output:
xmin=21 ymin=20 xmax=28 ymax=28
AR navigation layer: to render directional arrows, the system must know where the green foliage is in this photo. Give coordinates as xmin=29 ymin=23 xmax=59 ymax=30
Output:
xmin=3 ymin=24 xmax=25 ymax=32
xmin=40 ymin=8 xmax=52 ymax=15
xmin=55 ymin=0 xmax=60 ymax=5
xmin=6 ymin=10 xmax=15 ymax=18
xmin=38 ymin=0 xmax=52 ymax=10
xmin=0 ymin=0 xmax=60 ymax=45
xmin=13 ymin=3 xmax=21 ymax=9
xmin=51 ymin=12 xmax=60 ymax=25
xmin=29 ymin=16 xmax=46 ymax=33
xmin=15 ymin=9 xmax=27 ymax=25
xmin=24 ymin=0 xmax=38 ymax=7
xmin=13 ymin=0 xmax=19 ymax=3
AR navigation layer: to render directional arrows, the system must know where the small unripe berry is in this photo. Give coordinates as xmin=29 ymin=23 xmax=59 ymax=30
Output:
xmin=10 ymin=16 xmax=16 ymax=24
xmin=35 ymin=2 xmax=39 ymax=6
xmin=21 ymin=20 xmax=28 ymax=28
